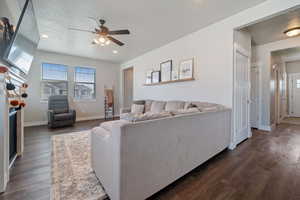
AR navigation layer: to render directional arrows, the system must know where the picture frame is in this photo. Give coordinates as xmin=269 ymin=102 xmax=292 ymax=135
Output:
xmin=160 ymin=60 xmax=172 ymax=82
xmin=145 ymin=70 xmax=153 ymax=84
xmin=151 ymin=71 xmax=160 ymax=83
xmin=179 ymin=58 xmax=194 ymax=80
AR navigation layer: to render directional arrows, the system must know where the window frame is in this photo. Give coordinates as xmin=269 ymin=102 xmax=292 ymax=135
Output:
xmin=40 ymin=63 xmax=69 ymax=101
xmin=73 ymin=66 xmax=96 ymax=101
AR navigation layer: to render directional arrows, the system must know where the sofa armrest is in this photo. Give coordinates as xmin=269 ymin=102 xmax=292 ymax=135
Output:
xmin=120 ymin=107 xmax=131 ymax=114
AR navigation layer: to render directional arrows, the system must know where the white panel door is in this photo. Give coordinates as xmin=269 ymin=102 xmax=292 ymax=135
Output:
xmin=234 ymin=46 xmax=250 ymax=146
xmin=250 ymin=67 xmax=259 ymax=128
xmin=289 ymin=73 xmax=300 ymax=117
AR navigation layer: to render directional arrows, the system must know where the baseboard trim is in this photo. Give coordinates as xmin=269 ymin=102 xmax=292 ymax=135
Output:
xmin=76 ymin=115 xmax=104 ymax=122
xmin=258 ymin=124 xmax=276 ymax=132
xmin=24 ymin=121 xmax=47 ymax=127
xmin=258 ymin=125 xmax=272 ymax=131
xmin=24 ymin=115 xmax=120 ymax=127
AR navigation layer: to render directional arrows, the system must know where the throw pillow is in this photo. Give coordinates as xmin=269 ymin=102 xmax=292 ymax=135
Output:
xmin=145 ymin=100 xmax=153 ymax=112
xmin=131 ymin=104 xmax=145 ymax=114
xmin=150 ymin=101 xmax=166 ymax=114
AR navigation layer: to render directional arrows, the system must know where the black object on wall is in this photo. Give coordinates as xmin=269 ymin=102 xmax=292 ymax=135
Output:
xmin=9 ymin=108 xmax=17 ymax=163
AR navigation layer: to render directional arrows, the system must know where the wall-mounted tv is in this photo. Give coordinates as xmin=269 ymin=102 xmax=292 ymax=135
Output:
xmin=3 ymin=0 xmax=40 ymax=76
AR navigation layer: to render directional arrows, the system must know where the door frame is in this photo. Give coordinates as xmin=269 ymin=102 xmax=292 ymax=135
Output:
xmin=231 ymin=43 xmax=252 ymax=150
xmin=288 ymin=73 xmax=300 ymax=117
xmin=122 ymin=66 xmax=134 ymax=108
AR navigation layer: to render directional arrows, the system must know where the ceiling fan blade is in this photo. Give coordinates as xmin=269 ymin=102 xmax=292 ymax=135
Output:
xmin=69 ymin=28 xmax=96 ymax=34
xmin=108 ymin=29 xmax=130 ymax=35
xmin=107 ymin=36 xmax=124 ymax=46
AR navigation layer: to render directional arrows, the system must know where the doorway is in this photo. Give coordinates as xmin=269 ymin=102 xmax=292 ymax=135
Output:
xmin=123 ymin=67 xmax=134 ymax=108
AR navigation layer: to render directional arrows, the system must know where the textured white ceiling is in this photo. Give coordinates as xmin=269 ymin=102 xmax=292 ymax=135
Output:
xmin=245 ymin=7 xmax=300 ymax=46
xmin=31 ymin=0 xmax=266 ymax=63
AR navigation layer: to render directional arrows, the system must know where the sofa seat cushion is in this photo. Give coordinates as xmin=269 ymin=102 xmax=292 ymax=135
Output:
xmin=165 ymin=101 xmax=185 ymax=111
xmin=171 ymin=108 xmax=200 ymax=116
xmin=150 ymin=101 xmax=166 ymax=113
xmin=100 ymin=120 xmax=130 ymax=132
xmin=190 ymin=101 xmax=226 ymax=112
xmin=53 ymin=112 xmax=73 ymax=121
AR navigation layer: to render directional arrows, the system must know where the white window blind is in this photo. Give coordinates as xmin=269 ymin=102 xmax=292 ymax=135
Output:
xmin=41 ymin=63 xmax=68 ymax=100
xmin=74 ymin=67 xmax=96 ymax=100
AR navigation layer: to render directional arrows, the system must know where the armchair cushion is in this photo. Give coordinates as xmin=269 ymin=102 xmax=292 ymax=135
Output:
xmin=53 ymin=112 xmax=74 ymax=121
xmin=53 ymin=108 xmax=69 ymax=114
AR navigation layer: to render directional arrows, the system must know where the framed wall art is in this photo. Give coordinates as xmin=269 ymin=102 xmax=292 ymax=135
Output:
xmin=160 ymin=60 xmax=172 ymax=82
xmin=179 ymin=58 xmax=194 ymax=80
xmin=151 ymin=71 xmax=160 ymax=83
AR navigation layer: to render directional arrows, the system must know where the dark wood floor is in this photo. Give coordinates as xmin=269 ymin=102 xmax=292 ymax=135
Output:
xmin=0 ymin=121 xmax=300 ymax=200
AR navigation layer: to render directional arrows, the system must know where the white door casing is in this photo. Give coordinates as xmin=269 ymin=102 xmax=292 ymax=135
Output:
xmin=289 ymin=73 xmax=300 ymax=117
xmin=250 ymin=66 xmax=259 ymax=128
xmin=231 ymin=43 xmax=251 ymax=149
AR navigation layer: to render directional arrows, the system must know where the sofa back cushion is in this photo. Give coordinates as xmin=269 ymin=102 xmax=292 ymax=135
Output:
xmin=165 ymin=101 xmax=185 ymax=111
xmin=150 ymin=101 xmax=166 ymax=113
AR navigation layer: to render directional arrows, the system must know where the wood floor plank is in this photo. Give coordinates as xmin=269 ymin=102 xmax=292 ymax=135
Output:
xmin=1 ymin=121 xmax=300 ymax=200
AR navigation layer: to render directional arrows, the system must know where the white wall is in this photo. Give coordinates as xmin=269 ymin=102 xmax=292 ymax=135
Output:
xmin=24 ymin=50 xmax=120 ymax=126
xmin=286 ymin=61 xmax=300 ymax=74
xmin=120 ymin=0 xmax=299 ymax=113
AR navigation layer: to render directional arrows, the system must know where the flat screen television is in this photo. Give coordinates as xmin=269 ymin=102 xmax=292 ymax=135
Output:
xmin=3 ymin=0 xmax=40 ymax=76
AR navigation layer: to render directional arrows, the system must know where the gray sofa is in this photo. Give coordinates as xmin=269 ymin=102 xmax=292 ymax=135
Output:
xmin=92 ymin=100 xmax=231 ymax=200
xmin=47 ymin=95 xmax=76 ymax=128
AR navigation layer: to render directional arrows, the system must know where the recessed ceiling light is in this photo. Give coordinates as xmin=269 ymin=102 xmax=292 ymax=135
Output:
xmin=113 ymin=50 xmax=118 ymax=54
xmin=284 ymin=27 xmax=300 ymax=37
xmin=41 ymin=34 xmax=49 ymax=39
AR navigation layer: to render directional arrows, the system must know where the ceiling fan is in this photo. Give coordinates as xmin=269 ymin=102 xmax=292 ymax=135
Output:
xmin=69 ymin=18 xmax=130 ymax=46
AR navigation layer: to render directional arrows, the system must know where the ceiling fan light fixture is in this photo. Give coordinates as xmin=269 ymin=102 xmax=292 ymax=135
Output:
xmin=93 ymin=38 xmax=99 ymax=44
xmin=105 ymin=40 xmax=110 ymax=45
xmin=284 ymin=27 xmax=300 ymax=37
xmin=98 ymin=36 xmax=106 ymax=43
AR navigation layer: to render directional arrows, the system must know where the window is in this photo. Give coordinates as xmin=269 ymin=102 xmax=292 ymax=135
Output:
xmin=41 ymin=63 xmax=68 ymax=100
xmin=74 ymin=67 xmax=96 ymax=100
